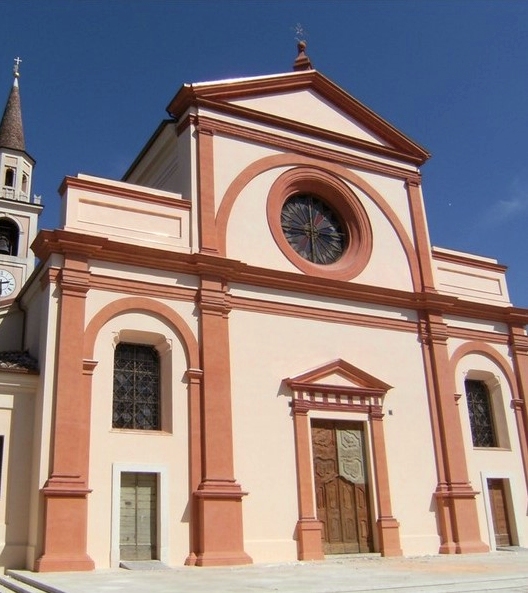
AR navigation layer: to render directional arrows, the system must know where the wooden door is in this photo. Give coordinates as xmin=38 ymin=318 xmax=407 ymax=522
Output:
xmin=311 ymin=420 xmax=372 ymax=554
xmin=487 ymin=479 xmax=512 ymax=547
xmin=120 ymin=472 xmax=158 ymax=560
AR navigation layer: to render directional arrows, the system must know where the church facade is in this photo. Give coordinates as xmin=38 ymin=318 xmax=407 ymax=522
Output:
xmin=0 ymin=46 xmax=527 ymax=572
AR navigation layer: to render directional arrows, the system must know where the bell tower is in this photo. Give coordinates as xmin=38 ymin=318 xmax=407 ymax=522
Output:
xmin=0 ymin=58 xmax=42 ymax=302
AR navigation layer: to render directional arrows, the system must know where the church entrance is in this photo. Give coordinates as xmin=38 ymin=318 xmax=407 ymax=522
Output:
xmin=311 ymin=420 xmax=373 ymax=554
xmin=119 ymin=472 xmax=158 ymax=560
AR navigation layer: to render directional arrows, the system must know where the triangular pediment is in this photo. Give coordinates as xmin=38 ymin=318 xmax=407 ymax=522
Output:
xmin=166 ymin=70 xmax=429 ymax=165
xmin=286 ymin=359 xmax=392 ymax=394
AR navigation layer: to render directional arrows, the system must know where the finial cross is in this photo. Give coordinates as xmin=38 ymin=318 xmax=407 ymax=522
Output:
xmin=13 ymin=57 xmax=22 ymax=77
xmin=294 ymin=23 xmax=307 ymax=43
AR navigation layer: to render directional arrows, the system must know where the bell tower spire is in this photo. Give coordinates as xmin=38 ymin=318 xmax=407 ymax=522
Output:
xmin=0 ymin=57 xmax=26 ymax=154
xmin=0 ymin=58 xmax=42 ymax=303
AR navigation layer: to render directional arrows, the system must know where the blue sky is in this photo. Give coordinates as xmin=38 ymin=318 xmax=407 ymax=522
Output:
xmin=2 ymin=0 xmax=528 ymax=306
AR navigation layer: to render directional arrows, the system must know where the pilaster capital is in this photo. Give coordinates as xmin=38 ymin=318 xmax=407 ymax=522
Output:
xmin=405 ymin=174 xmax=422 ymax=188
xmin=82 ymin=359 xmax=98 ymax=376
xmin=511 ymin=398 xmax=525 ymax=411
xmin=58 ymin=268 xmax=91 ymax=296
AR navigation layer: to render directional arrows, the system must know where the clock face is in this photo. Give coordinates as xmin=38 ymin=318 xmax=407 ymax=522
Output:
xmin=280 ymin=193 xmax=347 ymax=265
xmin=0 ymin=270 xmax=16 ymax=297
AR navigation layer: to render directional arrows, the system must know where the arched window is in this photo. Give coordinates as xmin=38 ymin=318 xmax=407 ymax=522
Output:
xmin=4 ymin=168 xmax=14 ymax=187
xmin=113 ymin=343 xmax=160 ymax=430
xmin=21 ymin=173 xmax=28 ymax=195
xmin=0 ymin=218 xmax=19 ymax=256
xmin=464 ymin=379 xmax=497 ymax=447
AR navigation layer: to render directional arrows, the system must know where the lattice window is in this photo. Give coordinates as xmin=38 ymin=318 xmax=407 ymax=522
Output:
xmin=113 ymin=343 xmax=160 ymax=430
xmin=465 ymin=379 xmax=497 ymax=447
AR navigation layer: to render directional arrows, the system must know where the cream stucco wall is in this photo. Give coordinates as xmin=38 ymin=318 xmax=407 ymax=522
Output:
xmin=228 ymin=307 xmax=439 ymax=560
xmin=0 ymin=376 xmax=36 ymax=571
xmin=230 ymin=89 xmax=386 ymax=145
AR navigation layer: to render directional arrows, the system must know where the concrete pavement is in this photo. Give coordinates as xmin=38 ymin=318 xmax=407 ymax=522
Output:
xmin=2 ymin=551 xmax=528 ymax=593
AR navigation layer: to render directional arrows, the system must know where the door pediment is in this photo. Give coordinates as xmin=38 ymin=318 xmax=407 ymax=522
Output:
xmin=285 ymin=359 xmax=392 ymax=415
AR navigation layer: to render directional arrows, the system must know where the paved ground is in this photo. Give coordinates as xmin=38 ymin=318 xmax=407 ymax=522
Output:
xmin=5 ymin=551 xmax=528 ymax=593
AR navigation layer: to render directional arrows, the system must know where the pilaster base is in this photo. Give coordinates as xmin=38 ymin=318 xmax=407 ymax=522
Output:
xmin=295 ymin=518 xmax=324 ymax=561
xmin=35 ymin=478 xmax=94 ymax=572
xmin=34 ymin=555 xmax=95 ymax=572
xmin=377 ymin=516 xmax=402 ymax=557
xmin=193 ymin=480 xmax=252 ymax=567
xmin=435 ymin=485 xmax=489 ymax=554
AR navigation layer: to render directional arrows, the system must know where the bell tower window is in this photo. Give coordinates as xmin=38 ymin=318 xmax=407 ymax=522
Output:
xmin=21 ymin=173 xmax=28 ymax=195
xmin=0 ymin=219 xmax=19 ymax=256
xmin=4 ymin=168 xmax=14 ymax=188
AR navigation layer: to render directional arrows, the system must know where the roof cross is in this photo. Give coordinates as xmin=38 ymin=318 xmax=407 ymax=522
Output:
xmin=13 ymin=57 xmax=22 ymax=78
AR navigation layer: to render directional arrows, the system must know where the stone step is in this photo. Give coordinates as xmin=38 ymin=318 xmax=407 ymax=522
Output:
xmin=0 ymin=572 xmax=63 ymax=593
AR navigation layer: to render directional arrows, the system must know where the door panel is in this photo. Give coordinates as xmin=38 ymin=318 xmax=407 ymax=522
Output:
xmin=312 ymin=420 xmax=372 ymax=554
xmin=488 ymin=479 xmax=512 ymax=547
xmin=120 ymin=472 xmax=158 ymax=560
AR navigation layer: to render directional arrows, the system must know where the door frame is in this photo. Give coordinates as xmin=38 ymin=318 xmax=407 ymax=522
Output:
xmin=286 ymin=359 xmax=403 ymax=559
xmin=111 ymin=463 xmax=169 ymax=567
xmin=480 ymin=472 xmax=519 ymax=550
xmin=311 ymin=418 xmax=374 ymax=554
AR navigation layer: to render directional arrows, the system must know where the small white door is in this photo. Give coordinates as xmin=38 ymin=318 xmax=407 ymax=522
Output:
xmin=120 ymin=472 xmax=158 ymax=560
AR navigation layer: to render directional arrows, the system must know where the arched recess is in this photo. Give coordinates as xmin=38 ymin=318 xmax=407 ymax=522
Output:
xmin=449 ymin=342 xmax=517 ymax=397
xmin=83 ymin=296 xmax=199 ymax=368
xmin=450 ymin=340 xmax=528 ymax=491
xmin=83 ymin=296 xmax=202 ymax=560
xmin=216 ymin=154 xmax=421 ymax=289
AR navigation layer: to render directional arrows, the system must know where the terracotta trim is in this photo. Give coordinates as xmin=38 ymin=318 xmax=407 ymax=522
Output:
xmin=286 ymin=363 xmax=401 ymax=558
xmin=83 ymin=296 xmax=199 ymax=368
xmin=166 ymin=70 xmax=429 ymax=162
xmin=194 ymin=106 xmax=425 ymax=167
xmin=32 ymin=230 xmax=528 ymax=327
xmin=405 ymin=180 xmax=436 ymax=292
xmin=418 ymin=315 xmax=447 ymax=486
xmin=197 ymin=114 xmax=423 ymax=181
xmin=287 ymin=358 xmax=392 ymax=391
xmin=292 ymin=410 xmax=324 ymax=561
xmin=185 ymin=368 xmax=203 ymax=566
xmin=196 ymin=124 xmax=218 ymax=254
xmin=507 ymin=326 xmax=528 ymax=492
xmin=59 ymin=175 xmax=189 ymax=209
xmin=231 ymin=294 xmax=417 ymax=332
xmin=193 ymin=275 xmax=251 ymax=566
xmin=89 ymin=273 xmax=197 ymax=301
xmin=446 ymin=326 xmax=509 ymax=344
xmin=449 ymin=341 xmax=518 ymax=393
xmin=35 ymin=254 xmax=95 ymax=572
xmin=432 ymin=249 xmax=507 ymax=273
xmin=369 ymin=412 xmax=402 ymax=556
xmin=216 ymin=153 xmax=421 ymax=291
xmin=266 ymin=167 xmax=373 ymax=281
xmin=422 ymin=312 xmax=489 ymax=554
xmin=450 ymin=338 xmax=528 ymax=492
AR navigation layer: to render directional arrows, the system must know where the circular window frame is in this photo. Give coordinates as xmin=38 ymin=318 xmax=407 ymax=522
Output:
xmin=267 ymin=168 xmax=372 ymax=280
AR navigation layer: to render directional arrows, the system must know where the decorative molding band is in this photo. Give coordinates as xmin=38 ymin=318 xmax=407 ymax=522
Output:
xmin=195 ymin=113 xmax=420 ymax=179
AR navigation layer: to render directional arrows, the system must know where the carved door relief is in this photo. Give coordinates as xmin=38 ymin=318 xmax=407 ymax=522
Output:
xmin=311 ymin=420 xmax=372 ymax=554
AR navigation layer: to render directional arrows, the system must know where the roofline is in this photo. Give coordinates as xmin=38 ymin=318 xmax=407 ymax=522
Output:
xmin=165 ymin=69 xmax=430 ymax=164
xmin=122 ymin=119 xmax=175 ymax=181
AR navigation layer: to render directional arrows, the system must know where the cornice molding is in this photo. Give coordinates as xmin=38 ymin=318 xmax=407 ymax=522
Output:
xmin=32 ymin=229 xmax=528 ymax=325
xmin=187 ymin=112 xmax=422 ymax=180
